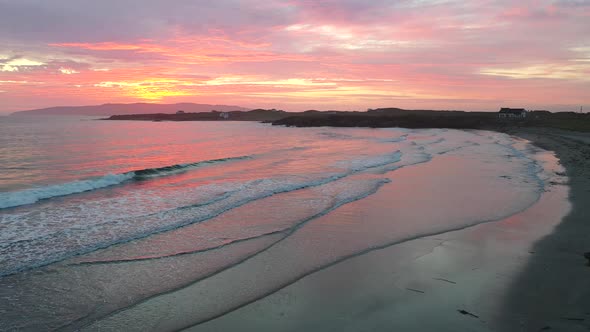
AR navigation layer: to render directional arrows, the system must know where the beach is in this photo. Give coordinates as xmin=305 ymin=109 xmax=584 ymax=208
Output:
xmin=498 ymin=128 xmax=590 ymax=331
xmin=0 ymin=120 xmax=588 ymax=332
xmin=2 ymin=0 xmax=588 ymax=330
xmin=188 ymin=128 xmax=590 ymax=332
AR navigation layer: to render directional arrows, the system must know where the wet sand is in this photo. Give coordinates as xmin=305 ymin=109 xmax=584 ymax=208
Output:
xmin=2 ymin=128 xmax=587 ymax=331
xmin=498 ymin=128 xmax=590 ymax=331
xmin=186 ymin=128 xmax=590 ymax=332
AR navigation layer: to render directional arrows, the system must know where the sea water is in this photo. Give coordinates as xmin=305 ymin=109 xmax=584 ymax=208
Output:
xmin=0 ymin=116 xmax=554 ymax=330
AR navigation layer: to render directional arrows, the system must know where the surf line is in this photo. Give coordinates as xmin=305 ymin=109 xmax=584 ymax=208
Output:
xmin=0 ymin=155 xmax=253 ymax=209
xmin=63 ymin=179 xmax=391 ymax=332
xmin=176 ymin=196 xmax=549 ymax=331
xmin=2 ymin=149 xmax=405 ymax=279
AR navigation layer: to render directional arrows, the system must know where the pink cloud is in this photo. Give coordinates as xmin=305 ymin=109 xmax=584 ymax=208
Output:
xmin=0 ymin=0 xmax=588 ymax=113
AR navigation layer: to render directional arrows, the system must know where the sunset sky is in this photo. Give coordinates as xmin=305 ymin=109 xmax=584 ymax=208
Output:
xmin=0 ymin=0 xmax=589 ymax=113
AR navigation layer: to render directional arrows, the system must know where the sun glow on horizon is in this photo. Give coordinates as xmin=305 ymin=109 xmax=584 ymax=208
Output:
xmin=0 ymin=1 xmax=588 ymax=112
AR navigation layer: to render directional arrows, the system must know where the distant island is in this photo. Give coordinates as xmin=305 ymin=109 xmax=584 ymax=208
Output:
xmin=102 ymin=107 xmax=590 ymax=132
xmin=10 ymin=103 xmax=249 ymax=116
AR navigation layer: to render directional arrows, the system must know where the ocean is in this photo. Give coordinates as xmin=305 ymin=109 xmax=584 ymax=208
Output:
xmin=0 ymin=116 xmax=559 ymax=330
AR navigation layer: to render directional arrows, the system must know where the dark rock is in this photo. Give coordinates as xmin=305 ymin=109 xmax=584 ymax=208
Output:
xmin=457 ymin=309 xmax=479 ymax=318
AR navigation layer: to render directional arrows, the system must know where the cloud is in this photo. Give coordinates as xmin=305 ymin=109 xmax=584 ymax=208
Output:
xmin=59 ymin=68 xmax=79 ymax=75
xmin=1 ymin=57 xmax=45 ymax=72
xmin=480 ymin=63 xmax=590 ymax=80
xmin=0 ymin=0 xmax=588 ymax=112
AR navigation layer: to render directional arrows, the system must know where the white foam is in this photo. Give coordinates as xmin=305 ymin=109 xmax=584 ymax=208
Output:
xmin=377 ymin=135 xmax=408 ymax=143
xmin=0 ymin=173 xmax=134 ymax=209
xmin=0 ymin=156 xmax=253 ymax=209
xmin=0 ymin=127 xmax=551 ymax=280
xmin=335 ymin=151 xmax=403 ymax=172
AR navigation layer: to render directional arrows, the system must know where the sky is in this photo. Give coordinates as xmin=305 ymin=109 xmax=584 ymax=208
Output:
xmin=0 ymin=0 xmax=589 ymax=113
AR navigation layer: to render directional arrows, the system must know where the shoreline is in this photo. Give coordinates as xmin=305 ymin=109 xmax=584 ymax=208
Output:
xmin=1 ymin=126 xmax=587 ymax=331
xmin=498 ymin=128 xmax=590 ymax=331
xmin=94 ymin=107 xmax=590 ymax=133
xmin=185 ymin=128 xmax=589 ymax=331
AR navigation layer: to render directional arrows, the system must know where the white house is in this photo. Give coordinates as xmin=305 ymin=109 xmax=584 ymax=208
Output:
xmin=498 ymin=108 xmax=527 ymax=119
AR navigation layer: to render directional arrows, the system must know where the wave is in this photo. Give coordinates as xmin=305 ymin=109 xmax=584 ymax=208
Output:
xmin=0 ymin=151 xmax=405 ymax=277
xmin=0 ymin=155 xmax=252 ymax=209
xmin=335 ymin=151 xmax=402 ymax=172
xmin=74 ymin=139 xmax=551 ymax=331
xmin=377 ymin=134 xmax=408 ymax=143
xmin=132 ymin=156 xmax=251 ymax=179
xmin=0 ymin=173 xmax=135 ymax=209
xmin=56 ymin=179 xmax=393 ymax=331
xmin=68 ymin=178 xmax=391 ymax=267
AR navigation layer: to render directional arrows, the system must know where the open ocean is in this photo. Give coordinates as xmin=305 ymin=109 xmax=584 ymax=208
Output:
xmin=0 ymin=116 xmax=558 ymax=330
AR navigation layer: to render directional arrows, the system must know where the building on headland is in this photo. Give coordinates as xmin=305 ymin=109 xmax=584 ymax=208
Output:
xmin=219 ymin=112 xmax=230 ymax=119
xmin=498 ymin=108 xmax=527 ymax=119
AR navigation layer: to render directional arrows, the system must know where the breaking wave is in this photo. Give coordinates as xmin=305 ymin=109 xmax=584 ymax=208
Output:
xmin=0 ymin=156 xmax=252 ymax=209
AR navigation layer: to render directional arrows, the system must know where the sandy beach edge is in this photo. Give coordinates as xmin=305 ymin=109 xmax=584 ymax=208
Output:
xmin=184 ymin=127 xmax=590 ymax=332
xmin=497 ymin=128 xmax=590 ymax=331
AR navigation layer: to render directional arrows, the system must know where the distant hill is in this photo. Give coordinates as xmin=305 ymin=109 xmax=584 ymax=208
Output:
xmin=104 ymin=109 xmax=289 ymax=122
xmin=10 ymin=103 xmax=250 ymax=116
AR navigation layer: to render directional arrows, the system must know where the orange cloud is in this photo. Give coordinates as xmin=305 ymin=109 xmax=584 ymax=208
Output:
xmin=1 ymin=0 xmax=589 ymax=113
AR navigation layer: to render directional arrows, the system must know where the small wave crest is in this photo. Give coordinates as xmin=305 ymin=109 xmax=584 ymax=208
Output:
xmin=0 ymin=173 xmax=134 ymax=209
xmin=0 ymin=150 xmax=404 ymax=276
xmin=132 ymin=156 xmax=251 ymax=179
xmin=0 ymin=155 xmax=252 ymax=209
xmin=334 ymin=151 xmax=402 ymax=172
xmin=377 ymin=134 xmax=408 ymax=143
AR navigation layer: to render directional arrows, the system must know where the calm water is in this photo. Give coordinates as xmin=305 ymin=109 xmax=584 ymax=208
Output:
xmin=0 ymin=116 xmax=559 ymax=330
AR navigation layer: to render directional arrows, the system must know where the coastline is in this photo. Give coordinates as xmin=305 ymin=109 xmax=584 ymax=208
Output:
xmin=498 ymin=128 xmax=590 ymax=331
xmin=185 ymin=128 xmax=589 ymax=332
xmin=1 ymin=125 xmax=587 ymax=331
